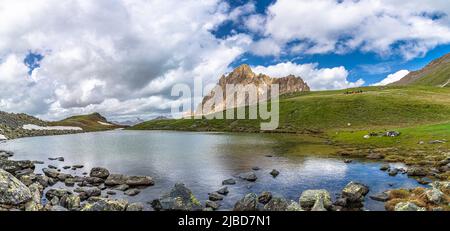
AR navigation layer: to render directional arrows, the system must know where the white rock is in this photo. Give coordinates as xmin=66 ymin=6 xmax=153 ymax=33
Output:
xmin=0 ymin=134 xmax=7 ymax=140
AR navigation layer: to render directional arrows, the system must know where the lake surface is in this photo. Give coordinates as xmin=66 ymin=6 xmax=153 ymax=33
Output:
xmin=0 ymin=130 xmax=423 ymax=211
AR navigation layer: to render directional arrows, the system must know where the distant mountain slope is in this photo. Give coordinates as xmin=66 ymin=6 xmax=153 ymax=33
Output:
xmin=1 ymin=111 xmax=122 ymax=139
xmin=391 ymin=53 xmax=450 ymax=87
xmin=50 ymin=112 xmax=124 ymax=131
xmin=130 ymin=85 xmax=450 ymax=133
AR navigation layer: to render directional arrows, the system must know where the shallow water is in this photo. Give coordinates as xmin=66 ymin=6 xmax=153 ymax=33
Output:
xmin=0 ymin=130 xmax=423 ymax=211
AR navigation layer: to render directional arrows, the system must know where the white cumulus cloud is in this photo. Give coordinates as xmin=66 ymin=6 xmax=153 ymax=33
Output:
xmin=252 ymin=62 xmax=364 ymax=90
xmin=372 ymin=70 xmax=410 ymax=86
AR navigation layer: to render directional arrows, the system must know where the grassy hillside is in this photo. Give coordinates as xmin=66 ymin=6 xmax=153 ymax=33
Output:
xmin=130 ymin=85 xmax=450 ymax=133
xmin=50 ymin=112 xmax=124 ymax=132
xmin=392 ymin=53 xmax=450 ymax=87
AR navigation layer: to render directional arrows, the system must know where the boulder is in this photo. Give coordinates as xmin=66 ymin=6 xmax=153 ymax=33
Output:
xmin=258 ymin=191 xmax=273 ymax=204
xmin=151 ymin=183 xmax=202 ymax=211
xmin=270 ymin=169 xmax=280 ymax=177
xmin=216 ymin=186 xmax=229 ymax=195
xmin=81 ymin=197 xmax=128 ymax=211
xmin=208 ymin=192 xmax=224 ymax=201
xmin=42 ymin=168 xmax=60 ymax=178
xmin=124 ymin=188 xmax=141 ymax=196
xmin=299 ymin=189 xmax=332 ymax=210
xmin=60 ymin=194 xmax=81 ymax=210
xmin=90 ymin=167 xmax=110 ymax=179
xmin=263 ymin=196 xmax=289 ymax=211
xmin=426 ymin=188 xmax=444 ymax=204
xmin=205 ymin=200 xmax=220 ymax=210
xmin=407 ymin=167 xmax=428 ymax=177
xmin=394 ymin=202 xmax=426 ymax=211
xmin=311 ymin=197 xmax=327 ymax=211
xmin=126 ymin=202 xmax=144 ymax=211
xmin=0 ymin=159 xmax=35 ymax=174
xmin=379 ymin=164 xmax=390 ymax=171
xmin=45 ymin=188 xmax=72 ymax=200
xmin=286 ymin=201 xmax=303 ymax=211
xmin=233 ymin=193 xmax=258 ymax=211
xmin=239 ymin=172 xmax=257 ymax=182
xmin=113 ymin=184 xmax=129 ymax=191
xmin=74 ymin=187 xmax=101 ymax=198
xmin=222 ymin=178 xmax=236 ymax=185
xmin=105 ymin=174 xmax=154 ymax=186
xmin=388 ymin=168 xmax=399 ymax=176
xmin=342 ymin=181 xmax=369 ymax=203
xmin=369 ymin=192 xmax=389 ymax=202
xmin=0 ymin=169 xmax=32 ymax=206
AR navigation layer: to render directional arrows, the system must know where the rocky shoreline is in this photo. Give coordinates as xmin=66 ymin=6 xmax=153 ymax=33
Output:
xmin=1 ymin=149 xmax=449 ymax=211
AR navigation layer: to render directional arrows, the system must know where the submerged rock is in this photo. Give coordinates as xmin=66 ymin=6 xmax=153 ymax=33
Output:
xmin=239 ymin=172 xmax=257 ymax=182
xmin=222 ymin=178 xmax=236 ymax=185
xmin=216 ymin=186 xmax=229 ymax=195
xmin=369 ymin=192 xmax=389 ymax=202
xmin=105 ymin=174 xmax=154 ymax=186
xmin=124 ymin=188 xmax=141 ymax=196
xmin=208 ymin=192 xmax=224 ymax=201
xmin=270 ymin=169 xmax=280 ymax=177
xmin=0 ymin=169 xmax=32 ymax=206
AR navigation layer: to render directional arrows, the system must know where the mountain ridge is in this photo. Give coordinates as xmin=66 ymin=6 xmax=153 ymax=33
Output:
xmin=391 ymin=52 xmax=450 ymax=87
xmin=196 ymin=64 xmax=310 ymax=116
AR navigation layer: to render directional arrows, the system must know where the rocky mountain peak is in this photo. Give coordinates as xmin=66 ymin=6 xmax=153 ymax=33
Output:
xmin=197 ymin=65 xmax=310 ymax=116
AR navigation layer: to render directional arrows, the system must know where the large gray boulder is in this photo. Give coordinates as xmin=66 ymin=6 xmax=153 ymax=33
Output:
xmin=0 ymin=169 xmax=32 ymax=206
xmin=151 ymin=183 xmax=202 ymax=211
xmin=90 ymin=167 xmax=110 ymax=179
xmin=238 ymin=172 xmax=257 ymax=182
xmin=263 ymin=196 xmax=289 ymax=211
xmin=81 ymin=197 xmax=128 ymax=211
xmin=342 ymin=181 xmax=369 ymax=202
xmin=233 ymin=193 xmax=258 ymax=211
xmin=299 ymin=189 xmax=332 ymax=210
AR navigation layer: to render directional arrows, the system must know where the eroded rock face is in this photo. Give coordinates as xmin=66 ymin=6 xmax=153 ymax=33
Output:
xmin=196 ymin=64 xmax=310 ymax=116
xmin=0 ymin=169 xmax=32 ymax=206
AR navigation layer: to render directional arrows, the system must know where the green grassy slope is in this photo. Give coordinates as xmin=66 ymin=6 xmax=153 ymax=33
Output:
xmin=391 ymin=53 xmax=450 ymax=87
xmin=130 ymin=86 xmax=450 ymax=133
xmin=50 ymin=112 xmax=124 ymax=132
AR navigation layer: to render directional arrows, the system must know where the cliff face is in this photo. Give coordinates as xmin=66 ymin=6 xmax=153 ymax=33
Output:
xmin=196 ymin=64 xmax=310 ymax=116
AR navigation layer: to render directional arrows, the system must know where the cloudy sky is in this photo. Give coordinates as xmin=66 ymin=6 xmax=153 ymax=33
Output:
xmin=1 ymin=0 xmax=450 ymax=121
